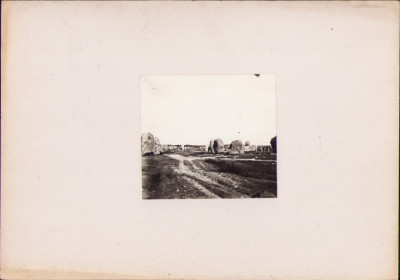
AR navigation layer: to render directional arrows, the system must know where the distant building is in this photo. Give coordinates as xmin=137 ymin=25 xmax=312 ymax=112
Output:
xmin=184 ymin=145 xmax=206 ymax=152
xmin=161 ymin=144 xmax=183 ymax=153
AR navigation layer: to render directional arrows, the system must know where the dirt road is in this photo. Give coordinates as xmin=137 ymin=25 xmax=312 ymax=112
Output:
xmin=142 ymin=152 xmax=277 ymax=199
xmin=167 ymin=154 xmax=259 ymax=198
xmin=166 ymin=154 xmax=222 ymax=198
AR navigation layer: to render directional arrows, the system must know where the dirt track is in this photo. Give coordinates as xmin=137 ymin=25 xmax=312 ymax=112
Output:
xmin=167 ymin=154 xmax=221 ymax=198
xmin=142 ymin=152 xmax=277 ymax=199
xmin=166 ymin=154 xmax=249 ymax=198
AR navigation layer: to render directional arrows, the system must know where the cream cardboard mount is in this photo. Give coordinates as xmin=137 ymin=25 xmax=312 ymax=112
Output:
xmin=1 ymin=1 xmax=398 ymax=279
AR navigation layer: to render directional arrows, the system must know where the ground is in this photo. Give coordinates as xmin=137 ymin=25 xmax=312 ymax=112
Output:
xmin=142 ymin=151 xmax=277 ymax=199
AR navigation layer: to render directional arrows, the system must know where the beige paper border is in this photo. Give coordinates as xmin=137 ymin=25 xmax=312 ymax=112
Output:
xmin=1 ymin=1 xmax=398 ymax=279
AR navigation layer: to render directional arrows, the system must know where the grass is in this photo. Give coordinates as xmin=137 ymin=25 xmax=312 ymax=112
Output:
xmin=142 ymin=155 xmax=207 ymax=199
xmin=203 ymin=158 xmax=277 ymax=181
xmin=142 ymin=152 xmax=277 ymax=199
xmin=189 ymin=151 xmax=276 ymax=160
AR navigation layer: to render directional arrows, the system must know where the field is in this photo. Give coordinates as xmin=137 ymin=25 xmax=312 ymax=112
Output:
xmin=142 ymin=151 xmax=277 ymax=199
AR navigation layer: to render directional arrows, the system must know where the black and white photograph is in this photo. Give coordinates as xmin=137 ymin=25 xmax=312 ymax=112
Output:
xmin=141 ymin=75 xmax=277 ymax=199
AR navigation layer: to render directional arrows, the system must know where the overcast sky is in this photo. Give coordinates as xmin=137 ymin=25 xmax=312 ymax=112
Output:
xmin=141 ymin=74 xmax=276 ymax=146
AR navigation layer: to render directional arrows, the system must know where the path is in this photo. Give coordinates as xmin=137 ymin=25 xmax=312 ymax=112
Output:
xmin=166 ymin=154 xmax=249 ymax=199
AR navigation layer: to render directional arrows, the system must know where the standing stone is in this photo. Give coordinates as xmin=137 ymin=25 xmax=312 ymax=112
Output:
xmin=208 ymin=139 xmax=215 ymax=153
xmin=270 ymin=136 xmax=277 ymax=153
xmin=230 ymin=140 xmax=244 ymax=153
xmin=154 ymin=137 xmax=162 ymax=155
xmin=141 ymin=133 xmax=156 ymax=155
xmin=213 ymin=138 xmax=225 ymax=154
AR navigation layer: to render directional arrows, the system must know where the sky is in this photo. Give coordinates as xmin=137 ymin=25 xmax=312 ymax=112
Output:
xmin=141 ymin=74 xmax=276 ymax=146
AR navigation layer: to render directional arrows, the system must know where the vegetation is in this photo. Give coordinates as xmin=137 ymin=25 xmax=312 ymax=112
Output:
xmin=203 ymin=158 xmax=277 ymax=181
xmin=142 ymin=152 xmax=277 ymax=199
xmin=142 ymin=156 xmax=208 ymax=199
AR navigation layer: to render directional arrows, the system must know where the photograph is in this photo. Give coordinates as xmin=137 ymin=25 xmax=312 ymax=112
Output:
xmin=141 ymin=74 xmax=277 ymax=199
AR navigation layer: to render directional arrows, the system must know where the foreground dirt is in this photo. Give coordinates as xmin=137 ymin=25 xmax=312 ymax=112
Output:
xmin=142 ymin=152 xmax=277 ymax=199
